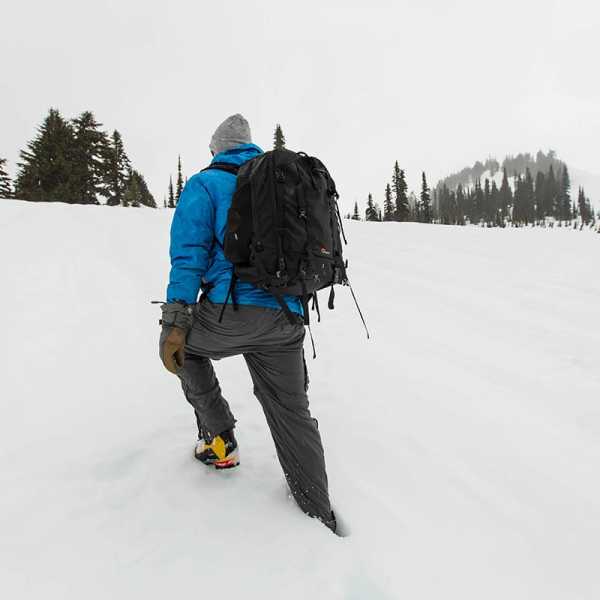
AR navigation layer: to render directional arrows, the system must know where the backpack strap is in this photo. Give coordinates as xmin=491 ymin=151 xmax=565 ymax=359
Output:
xmin=270 ymin=289 xmax=297 ymax=325
xmin=201 ymin=162 xmax=240 ymax=176
xmin=217 ymin=272 xmax=239 ymax=323
xmin=311 ymin=291 xmax=321 ymax=323
xmin=199 ymin=162 xmax=239 ymax=285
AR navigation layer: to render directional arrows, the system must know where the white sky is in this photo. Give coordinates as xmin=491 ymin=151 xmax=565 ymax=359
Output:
xmin=1 ymin=0 xmax=599 ymax=212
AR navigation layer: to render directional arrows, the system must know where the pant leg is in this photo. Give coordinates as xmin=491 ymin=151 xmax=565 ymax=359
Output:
xmin=178 ymin=354 xmax=236 ymax=441
xmin=181 ymin=300 xmax=334 ymax=529
xmin=243 ymin=345 xmax=334 ymax=531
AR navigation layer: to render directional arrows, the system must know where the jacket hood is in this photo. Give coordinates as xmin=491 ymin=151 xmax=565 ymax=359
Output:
xmin=211 ymin=143 xmax=263 ymax=166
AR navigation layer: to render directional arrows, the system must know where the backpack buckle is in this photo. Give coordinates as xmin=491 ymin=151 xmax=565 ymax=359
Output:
xmin=274 ymin=271 xmax=288 ymax=286
xmin=333 ymin=266 xmax=343 ymax=285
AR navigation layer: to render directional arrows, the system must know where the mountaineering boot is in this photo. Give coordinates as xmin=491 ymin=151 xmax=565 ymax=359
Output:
xmin=194 ymin=429 xmax=240 ymax=469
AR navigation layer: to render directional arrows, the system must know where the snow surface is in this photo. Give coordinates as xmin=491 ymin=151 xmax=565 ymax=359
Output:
xmin=1 ymin=200 xmax=599 ymax=599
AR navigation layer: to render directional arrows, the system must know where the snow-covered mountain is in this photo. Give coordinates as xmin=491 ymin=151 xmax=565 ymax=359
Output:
xmin=436 ymin=153 xmax=600 ymax=209
xmin=1 ymin=200 xmax=599 ymax=599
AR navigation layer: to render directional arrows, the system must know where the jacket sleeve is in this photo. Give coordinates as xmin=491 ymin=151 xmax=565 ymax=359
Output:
xmin=166 ymin=177 xmax=215 ymax=304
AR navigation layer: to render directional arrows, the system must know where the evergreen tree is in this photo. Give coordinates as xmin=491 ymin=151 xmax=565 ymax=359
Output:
xmin=128 ymin=170 xmax=157 ymax=208
xmin=535 ymin=170 xmax=545 ymax=222
xmin=450 ymin=188 xmax=460 ymax=225
xmin=409 ymin=191 xmax=420 ymax=222
xmin=456 ymin=184 xmax=466 ymax=225
xmin=472 ymin=179 xmax=484 ymax=224
xmin=488 ymin=158 xmax=500 ymax=178
xmin=131 ymin=187 xmax=141 ymax=209
xmin=483 ymin=178 xmax=492 ymax=225
xmin=15 ymin=108 xmax=76 ymax=202
xmin=543 ymin=165 xmax=558 ymax=219
xmin=273 ymin=124 xmax=286 ymax=150
xmin=443 ymin=187 xmax=459 ymax=225
xmin=163 ymin=195 xmax=167 ymax=209
xmin=123 ymin=175 xmax=141 ymax=207
xmin=438 ymin=185 xmax=450 ymax=224
xmin=558 ymin=164 xmax=572 ymax=222
xmin=351 ymin=201 xmax=360 ymax=220
xmin=420 ymin=172 xmax=432 ymax=223
xmin=577 ymin=187 xmax=589 ymax=224
xmin=103 ymin=130 xmax=130 ymax=206
xmin=70 ymin=111 xmax=109 ymax=204
xmin=392 ymin=162 xmax=409 ymax=221
xmin=0 ymin=158 xmax=12 ymax=198
xmin=472 ymin=160 xmax=486 ymax=181
xmin=176 ymin=155 xmax=184 ymax=204
xmin=491 ymin=181 xmax=500 ymax=226
xmin=168 ymin=176 xmax=175 ymax=208
xmin=512 ymin=174 xmax=523 ymax=225
xmin=439 ymin=187 xmax=448 ymax=225
xmin=467 ymin=187 xmax=475 ymax=223
xmin=586 ymin=195 xmax=593 ymax=226
xmin=365 ymin=193 xmax=379 ymax=221
xmin=522 ymin=168 xmax=535 ymax=225
xmin=383 ymin=183 xmax=394 ymax=221
xmin=498 ymin=167 xmax=512 ymax=225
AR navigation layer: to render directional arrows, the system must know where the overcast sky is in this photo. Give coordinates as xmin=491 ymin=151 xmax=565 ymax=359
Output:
xmin=1 ymin=0 xmax=599 ymax=211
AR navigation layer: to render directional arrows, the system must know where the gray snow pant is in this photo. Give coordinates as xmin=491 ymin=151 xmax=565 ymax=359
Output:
xmin=177 ymin=300 xmax=334 ymax=530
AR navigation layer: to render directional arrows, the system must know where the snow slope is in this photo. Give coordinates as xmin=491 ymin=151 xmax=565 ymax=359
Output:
xmin=1 ymin=200 xmax=599 ymax=600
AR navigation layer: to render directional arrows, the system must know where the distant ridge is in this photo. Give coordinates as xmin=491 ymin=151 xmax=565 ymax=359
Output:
xmin=436 ymin=151 xmax=564 ymax=191
xmin=436 ymin=150 xmax=598 ymax=207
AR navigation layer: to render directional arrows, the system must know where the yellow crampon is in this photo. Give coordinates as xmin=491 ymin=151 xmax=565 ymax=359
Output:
xmin=203 ymin=435 xmax=227 ymax=460
xmin=195 ymin=431 xmax=240 ymax=469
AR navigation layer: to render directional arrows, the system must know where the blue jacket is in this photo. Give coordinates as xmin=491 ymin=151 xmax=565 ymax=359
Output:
xmin=166 ymin=144 xmax=303 ymax=314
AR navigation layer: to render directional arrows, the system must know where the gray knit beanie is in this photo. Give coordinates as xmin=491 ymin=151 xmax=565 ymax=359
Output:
xmin=209 ymin=114 xmax=252 ymax=155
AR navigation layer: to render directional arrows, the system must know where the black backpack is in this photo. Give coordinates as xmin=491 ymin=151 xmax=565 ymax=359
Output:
xmin=205 ymin=149 xmax=368 ymax=342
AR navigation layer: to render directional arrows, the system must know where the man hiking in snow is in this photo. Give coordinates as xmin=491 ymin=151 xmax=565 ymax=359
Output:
xmin=159 ymin=114 xmax=336 ymax=532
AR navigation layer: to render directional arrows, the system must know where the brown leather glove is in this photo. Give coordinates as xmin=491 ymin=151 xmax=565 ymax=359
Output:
xmin=159 ymin=326 xmax=187 ymax=374
xmin=158 ymin=302 xmax=194 ymax=374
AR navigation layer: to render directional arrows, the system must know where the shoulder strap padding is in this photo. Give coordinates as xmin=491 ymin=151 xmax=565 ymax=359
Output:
xmin=202 ymin=162 xmax=240 ymax=176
